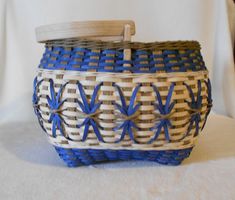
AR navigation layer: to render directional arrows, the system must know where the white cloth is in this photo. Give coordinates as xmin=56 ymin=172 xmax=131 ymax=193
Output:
xmin=0 ymin=0 xmax=234 ymax=123
xmin=0 ymin=113 xmax=235 ymax=199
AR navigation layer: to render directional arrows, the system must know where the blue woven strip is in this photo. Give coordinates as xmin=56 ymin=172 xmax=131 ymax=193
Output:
xmin=39 ymin=47 xmax=207 ymax=73
xmin=54 ymin=146 xmax=193 ymax=167
xmin=149 ymin=83 xmax=175 ymax=143
xmin=113 ymin=84 xmax=141 ymax=143
xmin=184 ymin=80 xmax=203 ymax=137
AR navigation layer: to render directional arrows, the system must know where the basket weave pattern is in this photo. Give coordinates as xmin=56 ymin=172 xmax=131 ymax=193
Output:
xmin=33 ymin=40 xmax=212 ymax=166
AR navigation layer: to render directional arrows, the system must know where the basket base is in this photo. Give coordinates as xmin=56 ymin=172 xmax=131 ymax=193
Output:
xmin=54 ymin=147 xmax=193 ymax=167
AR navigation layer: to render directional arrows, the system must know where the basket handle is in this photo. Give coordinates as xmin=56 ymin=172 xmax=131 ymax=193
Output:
xmin=36 ymin=20 xmax=135 ymax=42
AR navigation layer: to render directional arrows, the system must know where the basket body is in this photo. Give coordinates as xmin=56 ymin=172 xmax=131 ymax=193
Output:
xmin=33 ymin=22 xmax=212 ymax=167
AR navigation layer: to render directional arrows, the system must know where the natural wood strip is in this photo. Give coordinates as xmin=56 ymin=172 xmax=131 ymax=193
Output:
xmin=36 ymin=20 xmax=135 ymax=42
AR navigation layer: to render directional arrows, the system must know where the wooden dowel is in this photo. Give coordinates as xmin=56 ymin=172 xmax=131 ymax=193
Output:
xmin=123 ymin=24 xmax=131 ymax=70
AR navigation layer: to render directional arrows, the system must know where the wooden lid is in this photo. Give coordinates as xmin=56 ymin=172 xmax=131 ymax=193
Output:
xmin=35 ymin=20 xmax=135 ymax=43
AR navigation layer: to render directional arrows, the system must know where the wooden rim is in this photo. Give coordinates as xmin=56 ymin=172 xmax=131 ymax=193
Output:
xmin=35 ymin=20 xmax=135 ymax=43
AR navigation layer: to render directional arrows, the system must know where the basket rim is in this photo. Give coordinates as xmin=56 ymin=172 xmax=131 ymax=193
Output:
xmin=45 ymin=39 xmax=201 ymax=50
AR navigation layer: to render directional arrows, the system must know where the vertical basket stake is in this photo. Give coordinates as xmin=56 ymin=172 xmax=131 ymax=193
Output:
xmin=123 ymin=24 xmax=131 ymax=69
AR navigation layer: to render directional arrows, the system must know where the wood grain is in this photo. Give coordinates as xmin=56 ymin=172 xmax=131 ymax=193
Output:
xmin=36 ymin=20 xmax=135 ymax=42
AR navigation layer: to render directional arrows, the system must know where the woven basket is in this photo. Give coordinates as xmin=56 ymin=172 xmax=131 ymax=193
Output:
xmin=33 ymin=20 xmax=212 ymax=167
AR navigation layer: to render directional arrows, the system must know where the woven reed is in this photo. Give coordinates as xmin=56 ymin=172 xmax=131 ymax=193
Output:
xmin=36 ymin=69 xmax=209 ymax=150
xmin=45 ymin=39 xmax=201 ymax=50
xmin=33 ymin=21 xmax=212 ymax=167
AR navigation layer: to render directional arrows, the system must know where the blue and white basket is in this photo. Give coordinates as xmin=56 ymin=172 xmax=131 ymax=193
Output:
xmin=33 ymin=20 xmax=212 ymax=167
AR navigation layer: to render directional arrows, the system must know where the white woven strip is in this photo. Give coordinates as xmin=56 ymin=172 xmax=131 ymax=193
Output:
xmin=38 ymin=69 xmax=208 ymax=78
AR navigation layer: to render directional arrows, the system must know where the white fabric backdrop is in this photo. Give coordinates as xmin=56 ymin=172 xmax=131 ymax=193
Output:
xmin=0 ymin=0 xmax=234 ymax=123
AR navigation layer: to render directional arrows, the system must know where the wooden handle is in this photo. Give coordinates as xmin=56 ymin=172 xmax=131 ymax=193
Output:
xmin=36 ymin=20 xmax=135 ymax=42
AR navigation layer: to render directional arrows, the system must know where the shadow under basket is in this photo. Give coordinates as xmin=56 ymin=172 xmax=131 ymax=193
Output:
xmin=33 ymin=20 xmax=212 ymax=167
